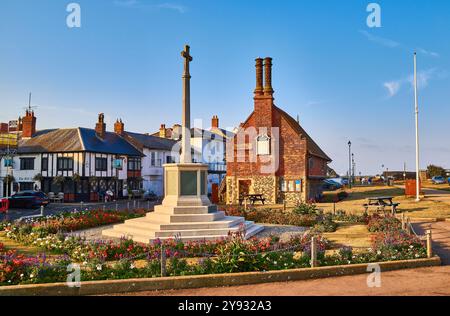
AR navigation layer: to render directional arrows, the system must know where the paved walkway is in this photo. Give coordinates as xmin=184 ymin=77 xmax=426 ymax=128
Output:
xmin=422 ymin=187 xmax=450 ymax=205
xmin=118 ymin=266 xmax=450 ymax=296
xmin=413 ymin=221 xmax=450 ymax=264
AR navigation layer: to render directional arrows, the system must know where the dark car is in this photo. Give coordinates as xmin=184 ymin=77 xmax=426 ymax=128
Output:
xmin=8 ymin=191 xmax=50 ymax=209
xmin=143 ymin=190 xmax=158 ymax=201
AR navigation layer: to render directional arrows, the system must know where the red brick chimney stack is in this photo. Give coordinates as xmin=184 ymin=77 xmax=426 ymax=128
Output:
xmin=114 ymin=118 xmax=124 ymax=136
xmin=254 ymin=57 xmax=274 ymax=128
xmin=22 ymin=110 xmax=36 ymax=138
xmin=212 ymin=115 xmax=219 ymax=128
xmin=95 ymin=113 xmax=106 ymax=139
xmin=263 ymin=57 xmax=274 ymax=97
xmin=254 ymin=58 xmax=264 ymax=96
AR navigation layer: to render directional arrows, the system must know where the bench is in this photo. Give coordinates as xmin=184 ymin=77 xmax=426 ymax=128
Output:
xmin=239 ymin=194 xmax=266 ymax=206
xmin=363 ymin=196 xmax=400 ymax=215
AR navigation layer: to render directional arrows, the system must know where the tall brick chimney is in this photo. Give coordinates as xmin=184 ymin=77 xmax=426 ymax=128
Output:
xmin=18 ymin=116 xmax=23 ymax=132
xmin=263 ymin=57 xmax=274 ymax=96
xmin=211 ymin=115 xmax=219 ymax=129
xmin=159 ymin=124 xmax=167 ymax=138
xmin=95 ymin=113 xmax=106 ymax=139
xmin=114 ymin=118 xmax=124 ymax=136
xmin=254 ymin=57 xmax=274 ymax=128
xmin=22 ymin=110 xmax=36 ymax=138
xmin=254 ymin=58 xmax=264 ymax=96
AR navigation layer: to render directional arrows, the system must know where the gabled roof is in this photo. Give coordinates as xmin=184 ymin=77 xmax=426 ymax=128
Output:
xmin=79 ymin=128 xmax=143 ymax=156
xmin=274 ymin=106 xmax=332 ymax=161
xmin=123 ymin=131 xmax=178 ymax=151
xmin=18 ymin=128 xmax=143 ymax=156
xmin=235 ymin=105 xmax=331 ymax=162
xmin=18 ymin=129 xmax=83 ymax=153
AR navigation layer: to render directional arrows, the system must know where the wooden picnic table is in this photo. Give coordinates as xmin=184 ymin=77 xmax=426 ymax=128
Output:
xmin=239 ymin=194 xmax=266 ymax=206
xmin=364 ymin=196 xmax=400 ymax=215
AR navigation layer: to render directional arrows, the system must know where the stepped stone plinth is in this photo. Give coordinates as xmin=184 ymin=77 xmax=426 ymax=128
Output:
xmin=102 ymin=164 xmax=264 ymax=243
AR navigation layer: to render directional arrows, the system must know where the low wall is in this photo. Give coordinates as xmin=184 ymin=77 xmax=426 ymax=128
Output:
xmin=0 ymin=256 xmax=441 ymax=296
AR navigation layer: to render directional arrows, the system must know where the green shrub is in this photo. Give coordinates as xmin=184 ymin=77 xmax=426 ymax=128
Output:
xmin=292 ymin=203 xmax=319 ymax=215
xmin=311 ymin=214 xmax=338 ymax=233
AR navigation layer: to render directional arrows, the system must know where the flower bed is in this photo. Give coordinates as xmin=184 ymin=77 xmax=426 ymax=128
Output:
xmin=222 ymin=206 xmax=318 ymax=227
xmin=331 ymin=210 xmax=368 ymax=224
xmin=367 ymin=214 xmax=402 ymax=232
xmin=0 ymin=209 xmax=145 ymax=236
xmin=0 ymin=242 xmax=70 ymax=286
xmin=221 ymin=204 xmax=338 ymax=232
xmin=0 ymin=210 xmax=428 ymax=286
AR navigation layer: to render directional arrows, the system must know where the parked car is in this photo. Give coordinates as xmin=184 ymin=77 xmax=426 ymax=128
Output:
xmin=322 ymin=179 xmax=343 ymax=191
xmin=431 ymin=176 xmax=446 ymax=184
xmin=8 ymin=191 xmax=50 ymax=209
xmin=328 ymin=178 xmax=348 ymax=186
xmin=143 ymin=190 xmax=158 ymax=201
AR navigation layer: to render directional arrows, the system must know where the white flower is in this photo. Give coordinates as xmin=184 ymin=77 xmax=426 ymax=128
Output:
xmin=30 ymin=274 xmax=34 ymax=278
xmin=96 ymin=264 xmax=102 ymax=271
xmin=377 ymin=250 xmax=381 ymax=255
xmin=130 ymin=264 xmax=135 ymax=269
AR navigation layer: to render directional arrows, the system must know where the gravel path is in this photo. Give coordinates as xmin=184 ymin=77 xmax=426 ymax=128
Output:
xmin=68 ymin=225 xmax=118 ymax=242
xmin=255 ymin=224 xmax=308 ymax=242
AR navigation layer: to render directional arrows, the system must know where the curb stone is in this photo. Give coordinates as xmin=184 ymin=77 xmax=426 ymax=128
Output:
xmin=0 ymin=256 xmax=441 ymax=296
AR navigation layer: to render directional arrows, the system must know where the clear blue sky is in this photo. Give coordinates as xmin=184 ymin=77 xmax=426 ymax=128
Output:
xmin=1 ymin=0 xmax=449 ymax=175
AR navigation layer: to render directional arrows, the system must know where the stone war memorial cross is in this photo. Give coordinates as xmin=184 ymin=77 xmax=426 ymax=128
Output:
xmin=181 ymin=45 xmax=193 ymax=164
xmin=103 ymin=45 xmax=263 ymax=242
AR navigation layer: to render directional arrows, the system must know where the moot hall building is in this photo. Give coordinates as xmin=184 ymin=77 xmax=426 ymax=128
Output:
xmin=225 ymin=57 xmax=331 ymax=205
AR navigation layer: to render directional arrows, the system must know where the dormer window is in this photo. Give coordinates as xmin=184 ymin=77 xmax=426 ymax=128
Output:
xmin=256 ymin=134 xmax=270 ymax=156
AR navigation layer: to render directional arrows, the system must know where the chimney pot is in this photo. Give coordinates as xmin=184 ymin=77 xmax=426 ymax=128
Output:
xmin=212 ymin=115 xmax=219 ymax=128
xmin=263 ymin=57 xmax=274 ymax=96
xmin=22 ymin=109 xmax=36 ymax=138
xmin=114 ymin=118 xmax=124 ymax=136
xmin=95 ymin=113 xmax=106 ymax=138
xmin=254 ymin=58 xmax=264 ymax=96
xmin=159 ymin=124 xmax=167 ymax=138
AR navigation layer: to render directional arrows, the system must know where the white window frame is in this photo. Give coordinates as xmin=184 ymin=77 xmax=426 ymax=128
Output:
xmin=256 ymin=134 xmax=270 ymax=156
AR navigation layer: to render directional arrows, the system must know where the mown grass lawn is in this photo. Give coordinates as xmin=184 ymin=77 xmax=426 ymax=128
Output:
xmin=318 ymin=185 xmax=450 ymax=219
xmin=324 ymin=222 xmax=371 ymax=252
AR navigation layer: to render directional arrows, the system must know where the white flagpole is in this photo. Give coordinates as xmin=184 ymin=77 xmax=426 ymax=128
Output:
xmin=414 ymin=52 xmax=420 ymax=202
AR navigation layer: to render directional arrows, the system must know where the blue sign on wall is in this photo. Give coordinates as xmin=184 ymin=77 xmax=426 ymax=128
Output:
xmin=113 ymin=159 xmax=123 ymax=169
xmin=4 ymin=159 xmax=13 ymax=167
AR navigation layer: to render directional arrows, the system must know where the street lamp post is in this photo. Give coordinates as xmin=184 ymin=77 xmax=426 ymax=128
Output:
xmin=414 ymin=52 xmax=421 ymax=202
xmin=348 ymin=141 xmax=352 ymax=189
